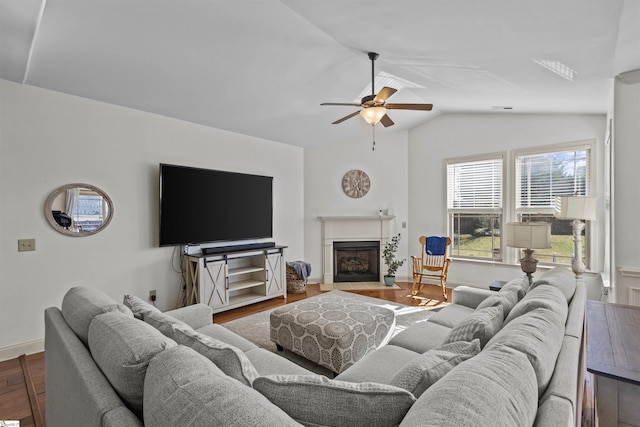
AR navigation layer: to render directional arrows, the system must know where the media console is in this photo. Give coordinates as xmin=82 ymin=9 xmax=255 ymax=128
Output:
xmin=184 ymin=245 xmax=287 ymax=314
xmin=201 ymin=241 xmax=276 ymax=255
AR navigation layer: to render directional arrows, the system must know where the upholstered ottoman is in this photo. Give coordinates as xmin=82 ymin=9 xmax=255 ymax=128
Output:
xmin=270 ymin=291 xmax=396 ymax=374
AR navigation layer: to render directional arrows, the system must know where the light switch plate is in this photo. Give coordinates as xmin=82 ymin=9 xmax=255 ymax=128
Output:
xmin=18 ymin=238 xmax=36 ymax=252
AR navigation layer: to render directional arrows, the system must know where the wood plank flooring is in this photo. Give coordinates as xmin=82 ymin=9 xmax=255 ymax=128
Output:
xmin=2 ymin=281 xmax=595 ymax=426
xmin=0 ymin=352 xmax=45 ymax=427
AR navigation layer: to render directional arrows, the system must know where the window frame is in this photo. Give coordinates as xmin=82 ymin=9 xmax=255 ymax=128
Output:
xmin=445 ymin=152 xmax=506 ymax=262
xmin=445 ymin=140 xmax=596 ymax=270
xmin=510 ymin=140 xmax=595 ymax=269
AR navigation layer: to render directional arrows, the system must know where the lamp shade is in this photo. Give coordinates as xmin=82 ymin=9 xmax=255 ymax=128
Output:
xmin=505 ymin=222 xmax=551 ymax=249
xmin=359 ymin=107 xmax=387 ymax=124
xmin=554 ymin=196 xmax=597 ymax=220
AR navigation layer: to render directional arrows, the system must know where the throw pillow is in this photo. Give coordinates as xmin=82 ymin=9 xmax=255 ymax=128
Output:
xmin=389 ymin=339 xmax=480 ymax=397
xmin=253 ymin=375 xmax=416 ymax=427
xmin=142 ymin=309 xmax=192 ymax=340
xmin=123 ymin=294 xmax=161 ymax=320
xmin=476 ymin=287 xmax=519 ymax=319
xmin=498 ymin=277 xmax=530 ymax=300
xmin=144 ymin=346 xmax=300 ymax=427
xmin=442 ymin=305 xmax=503 ymax=348
xmin=88 ymin=311 xmax=176 ymax=419
xmin=172 ymin=324 xmax=259 ymax=387
xmin=61 ymin=286 xmax=133 ymax=346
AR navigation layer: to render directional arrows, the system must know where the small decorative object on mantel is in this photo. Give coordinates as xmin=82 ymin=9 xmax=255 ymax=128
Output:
xmin=342 ymin=169 xmax=371 ymax=198
xmin=383 ymin=233 xmax=405 ymax=286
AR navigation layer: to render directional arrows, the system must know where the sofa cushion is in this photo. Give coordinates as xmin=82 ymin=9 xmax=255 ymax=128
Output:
xmin=253 ymin=375 xmax=415 ymax=427
xmin=335 ymin=344 xmax=421 ymax=384
xmin=388 ymin=321 xmax=451 ymax=354
xmin=504 ymin=284 xmax=568 ymax=325
xmin=476 ymin=286 xmax=520 ymax=319
xmin=123 ymin=294 xmax=161 ymax=320
xmin=245 ymin=348 xmax=313 ymax=376
xmin=61 ymin=286 xmax=133 ymax=346
xmin=399 ymin=345 xmax=538 ymax=427
xmin=172 ymin=323 xmax=259 ymax=386
xmin=144 ymin=346 xmax=300 ymax=427
xmin=529 ymin=266 xmax=576 ymax=303
xmin=195 ymin=323 xmax=259 ymax=352
xmin=389 ymin=339 xmax=480 ymax=397
xmin=88 ymin=311 xmax=176 ymax=419
xmin=442 ymin=306 xmax=503 ymax=348
xmin=486 ymin=306 xmax=566 ymax=397
xmin=428 ymin=304 xmax=475 ymax=328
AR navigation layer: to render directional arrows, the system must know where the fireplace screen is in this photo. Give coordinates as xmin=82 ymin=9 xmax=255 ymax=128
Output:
xmin=333 ymin=241 xmax=380 ymax=282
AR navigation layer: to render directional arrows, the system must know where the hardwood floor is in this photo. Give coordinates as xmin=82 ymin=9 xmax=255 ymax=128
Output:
xmin=214 ymin=281 xmax=451 ymax=323
xmin=0 ymin=353 xmax=45 ymax=427
xmin=0 ymin=281 xmax=450 ymax=426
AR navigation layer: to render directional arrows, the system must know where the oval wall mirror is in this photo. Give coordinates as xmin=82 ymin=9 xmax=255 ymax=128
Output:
xmin=44 ymin=183 xmax=114 ymax=237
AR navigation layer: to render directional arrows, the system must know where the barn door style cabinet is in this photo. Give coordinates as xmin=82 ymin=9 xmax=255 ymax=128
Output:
xmin=184 ymin=246 xmax=286 ymax=313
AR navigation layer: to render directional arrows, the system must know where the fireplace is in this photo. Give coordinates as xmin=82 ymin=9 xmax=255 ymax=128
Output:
xmin=333 ymin=241 xmax=380 ymax=282
xmin=320 ymin=215 xmax=394 ymax=284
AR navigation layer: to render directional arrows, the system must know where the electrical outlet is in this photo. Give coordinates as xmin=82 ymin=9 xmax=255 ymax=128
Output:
xmin=402 ymin=221 xmax=407 ymax=229
xmin=149 ymin=289 xmax=157 ymax=302
xmin=18 ymin=238 xmax=36 ymax=252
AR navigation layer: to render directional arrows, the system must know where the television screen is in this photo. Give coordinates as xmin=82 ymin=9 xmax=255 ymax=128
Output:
xmin=159 ymin=164 xmax=273 ymax=246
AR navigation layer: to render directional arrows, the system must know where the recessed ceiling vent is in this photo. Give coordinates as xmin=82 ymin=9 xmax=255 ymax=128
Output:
xmin=534 ymin=59 xmax=576 ymax=82
xmin=491 ymin=106 xmax=514 ymax=111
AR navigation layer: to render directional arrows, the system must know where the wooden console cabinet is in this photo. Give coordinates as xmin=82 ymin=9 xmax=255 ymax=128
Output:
xmin=184 ymin=246 xmax=286 ymax=313
xmin=587 ymin=300 xmax=640 ymax=427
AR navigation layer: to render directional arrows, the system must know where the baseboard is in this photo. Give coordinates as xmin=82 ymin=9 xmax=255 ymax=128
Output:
xmin=0 ymin=338 xmax=44 ymax=362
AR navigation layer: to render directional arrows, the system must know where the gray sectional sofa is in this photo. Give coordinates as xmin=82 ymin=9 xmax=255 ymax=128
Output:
xmin=45 ymin=266 xmax=585 ymax=427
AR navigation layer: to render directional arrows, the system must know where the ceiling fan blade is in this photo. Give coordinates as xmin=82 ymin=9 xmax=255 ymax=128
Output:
xmin=380 ymin=114 xmax=394 ymax=127
xmin=386 ymin=103 xmax=433 ymax=111
xmin=373 ymin=87 xmax=397 ymax=103
xmin=332 ymin=111 xmax=361 ymax=124
xmin=321 ymin=102 xmax=362 ymax=106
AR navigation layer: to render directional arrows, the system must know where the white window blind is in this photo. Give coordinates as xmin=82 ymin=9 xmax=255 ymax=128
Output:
xmin=447 ymin=158 xmax=503 ymax=209
xmin=516 ymin=148 xmax=590 ymax=210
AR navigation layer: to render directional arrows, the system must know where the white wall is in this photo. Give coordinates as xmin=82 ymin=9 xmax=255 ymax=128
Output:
xmin=0 ymin=79 xmax=304 ymax=356
xmin=408 ymin=113 xmax=607 ymax=298
xmin=304 ymin=131 xmax=410 ymax=282
xmin=613 ymin=78 xmax=640 ymax=305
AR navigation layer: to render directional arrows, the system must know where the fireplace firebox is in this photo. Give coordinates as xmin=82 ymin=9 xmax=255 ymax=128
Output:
xmin=333 ymin=241 xmax=380 ymax=282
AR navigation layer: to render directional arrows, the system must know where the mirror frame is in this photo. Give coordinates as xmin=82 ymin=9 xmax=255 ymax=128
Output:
xmin=44 ymin=183 xmax=114 ymax=237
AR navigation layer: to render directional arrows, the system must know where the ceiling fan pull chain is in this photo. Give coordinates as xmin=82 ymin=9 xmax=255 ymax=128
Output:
xmin=372 ymin=124 xmax=376 ymax=151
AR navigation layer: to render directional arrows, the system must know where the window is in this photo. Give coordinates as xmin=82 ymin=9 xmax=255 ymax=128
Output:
xmin=515 ymin=146 xmax=591 ymax=267
xmin=445 ymin=142 xmax=594 ymax=267
xmin=447 ymin=156 xmax=503 ymax=260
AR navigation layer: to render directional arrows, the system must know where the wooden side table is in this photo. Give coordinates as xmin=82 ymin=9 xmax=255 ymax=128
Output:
xmin=586 ymin=300 xmax=640 ymax=427
xmin=489 ymin=280 xmax=506 ymax=291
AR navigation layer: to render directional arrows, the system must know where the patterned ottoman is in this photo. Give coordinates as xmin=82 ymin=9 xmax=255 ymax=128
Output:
xmin=270 ymin=291 xmax=396 ymax=374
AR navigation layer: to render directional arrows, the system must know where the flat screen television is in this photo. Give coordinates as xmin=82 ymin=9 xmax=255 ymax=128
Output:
xmin=159 ymin=163 xmax=273 ymax=247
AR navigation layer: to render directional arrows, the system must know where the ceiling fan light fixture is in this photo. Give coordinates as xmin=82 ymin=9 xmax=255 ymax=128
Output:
xmin=360 ymin=106 xmax=387 ymax=124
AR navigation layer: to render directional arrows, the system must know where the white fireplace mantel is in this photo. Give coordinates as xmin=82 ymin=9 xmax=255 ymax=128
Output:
xmin=319 ymin=215 xmax=395 ymax=284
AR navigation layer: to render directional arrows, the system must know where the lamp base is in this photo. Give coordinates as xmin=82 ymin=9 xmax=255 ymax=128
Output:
xmin=571 ymin=219 xmax=586 ymax=278
xmin=520 ymin=248 xmax=538 ymax=286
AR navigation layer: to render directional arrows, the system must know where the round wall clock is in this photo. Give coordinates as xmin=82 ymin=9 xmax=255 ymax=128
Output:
xmin=342 ymin=169 xmax=371 ymax=198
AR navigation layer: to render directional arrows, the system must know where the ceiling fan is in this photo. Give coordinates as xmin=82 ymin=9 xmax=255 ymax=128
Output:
xmin=321 ymin=52 xmax=433 ymax=127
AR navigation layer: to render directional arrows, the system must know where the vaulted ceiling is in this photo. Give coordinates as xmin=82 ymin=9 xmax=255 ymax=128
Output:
xmin=2 ymin=0 xmax=640 ymax=148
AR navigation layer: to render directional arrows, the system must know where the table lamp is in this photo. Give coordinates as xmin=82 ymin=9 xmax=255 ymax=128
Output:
xmin=554 ymin=196 xmax=597 ymax=277
xmin=505 ymin=222 xmax=552 ymax=285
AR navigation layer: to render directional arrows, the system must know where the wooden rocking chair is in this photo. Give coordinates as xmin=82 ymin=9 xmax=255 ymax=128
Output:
xmin=411 ymin=236 xmax=452 ymax=300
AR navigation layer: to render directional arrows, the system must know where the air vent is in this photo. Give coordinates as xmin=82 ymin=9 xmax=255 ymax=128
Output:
xmin=491 ymin=106 xmax=514 ymax=111
xmin=534 ymin=59 xmax=576 ymax=82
